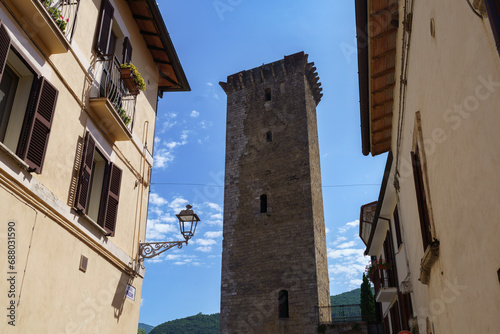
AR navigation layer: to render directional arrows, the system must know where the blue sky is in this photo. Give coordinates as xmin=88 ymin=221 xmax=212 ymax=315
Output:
xmin=138 ymin=0 xmax=387 ymax=326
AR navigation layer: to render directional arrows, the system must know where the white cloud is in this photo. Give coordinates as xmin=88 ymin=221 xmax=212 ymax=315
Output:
xmin=153 ymin=148 xmax=174 ymax=169
xmin=206 ymin=82 xmax=213 ymax=86
xmin=337 ymin=241 xmax=357 ymax=249
xmin=154 ymin=137 xmax=161 ymax=145
xmin=349 ymin=279 xmax=363 ymax=287
xmin=204 ymin=231 xmax=223 ymax=239
xmin=325 ymin=227 xmax=330 ymax=234
xmin=332 ymin=236 xmax=348 ymax=245
xmin=327 ymin=248 xmax=364 ymax=259
xmin=196 ymin=246 xmax=213 ymax=253
xmin=211 ymin=213 xmax=223 ymax=220
xmin=206 ymin=202 xmax=222 ymax=211
xmin=190 ymin=110 xmax=200 ymax=118
xmin=339 ymin=220 xmax=359 ymax=234
xmin=169 ymin=197 xmax=189 ymax=213
xmin=195 ymin=238 xmax=217 ymax=246
xmin=149 ymin=193 xmax=168 ymax=206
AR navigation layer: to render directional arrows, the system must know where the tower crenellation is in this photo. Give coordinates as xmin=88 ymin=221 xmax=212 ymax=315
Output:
xmin=219 ymin=52 xmax=323 ymax=105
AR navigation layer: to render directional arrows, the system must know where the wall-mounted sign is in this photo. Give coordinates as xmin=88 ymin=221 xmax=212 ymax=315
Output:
xmin=126 ymin=284 xmax=136 ymax=301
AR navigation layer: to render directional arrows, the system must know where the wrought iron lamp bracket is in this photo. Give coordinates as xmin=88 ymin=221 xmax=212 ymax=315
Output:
xmin=138 ymin=240 xmax=187 ymax=263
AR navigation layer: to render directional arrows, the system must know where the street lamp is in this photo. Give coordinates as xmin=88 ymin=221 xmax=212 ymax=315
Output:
xmin=138 ymin=205 xmax=200 ymax=264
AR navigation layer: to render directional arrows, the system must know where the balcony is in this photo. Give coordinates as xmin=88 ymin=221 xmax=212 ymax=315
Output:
xmin=4 ymin=0 xmax=79 ymax=54
xmin=89 ymin=54 xmax=137 ymax=142
xmin=374 ymin=268 xmax=397 ymax=303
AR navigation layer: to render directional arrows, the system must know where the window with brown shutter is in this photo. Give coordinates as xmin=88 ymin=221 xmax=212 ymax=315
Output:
xmin=0 ymin=22 xmax=57 ymax=173
xmin=411 ymin=145 xmax=433 ymax=250
xmin=122 ymin=37 xmax=132 ymax=64
xmin=75 ymin=131 xmax=121 ymax=236
xmin=95 ymin=0 xmax=114 ymax=54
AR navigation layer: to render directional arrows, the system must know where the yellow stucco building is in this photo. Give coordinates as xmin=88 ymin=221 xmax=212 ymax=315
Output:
xmin=356 ymin=0 xmax=500 ymax=333
xmin=0 ymin=0 xmax=188 ymax=332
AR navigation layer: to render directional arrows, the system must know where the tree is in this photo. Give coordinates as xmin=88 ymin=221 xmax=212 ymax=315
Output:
xmin=360 ymin=273 xmax=375 ymax=322
xmin=138 ymin=329 xmax=146 ymax=334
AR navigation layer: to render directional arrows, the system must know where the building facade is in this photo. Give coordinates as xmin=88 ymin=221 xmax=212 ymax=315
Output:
xmin=219 ymin=52 xmax=330 ymax=334
xmin=0 ymin=0 xmax=188 ymax=332
xmin=356 ymin=0 xmax=500 ymax=333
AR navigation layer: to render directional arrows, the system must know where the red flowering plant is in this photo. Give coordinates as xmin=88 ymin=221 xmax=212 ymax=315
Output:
xmin=365 ymin=261 xmax=378 ymax=281
xmin=377 ymin=258 xmax=392 ymax=270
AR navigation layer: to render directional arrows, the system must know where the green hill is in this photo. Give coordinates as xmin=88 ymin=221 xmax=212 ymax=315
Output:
xmin=149 ymin=313 xmax=220 ymax=334
xmin=138 ymin=322 xmax=154 ymax=334
xmin=142 ymin=288 xmax=374 ymax=333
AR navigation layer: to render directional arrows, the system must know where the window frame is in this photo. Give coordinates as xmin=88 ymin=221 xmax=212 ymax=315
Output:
xmin=0 ymin=23 xmax=58 ymax=173
xmin=75 ymin=131 xmax=122 ymax=236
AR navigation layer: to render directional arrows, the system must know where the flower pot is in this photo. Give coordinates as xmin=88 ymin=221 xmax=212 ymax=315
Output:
xmin=120 ymin=68 xmax=140 ymax=95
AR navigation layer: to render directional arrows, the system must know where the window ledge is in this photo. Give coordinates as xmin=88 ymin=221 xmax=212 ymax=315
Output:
xmin=0 ymin=142 xmax=30 ymax=171
xmin=3 ymin=0 xmax=70 ymax=54
xmin=79 ymin=212 xmax=110 ymax=236
xmin=88 ymin=97 xmax=132 ymax=142
xmin=419 ymin=240 xmax=440 ymax=285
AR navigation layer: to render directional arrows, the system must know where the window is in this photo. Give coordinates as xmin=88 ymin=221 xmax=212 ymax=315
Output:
xmin=266 ymin=131 xmax=272 ymax=142
xmin=0 ymin=24 xmax=58 ymax=173
xmin=393 ymin=205 xmax=403 ymax=249
xmin=265 ymin=88 xmax=271 ymax=101
xmin=260 ymin=194 xmax=267 ymax=213
xmin=411 ymin=144 xmax=433 ymax=250
xmin=75 ymin=132 xmax=122 ymax=236
xmin=95 ymin=0 xmax=132 ymax=63
xmin=278 ymin=290 xmax=289 ymax=318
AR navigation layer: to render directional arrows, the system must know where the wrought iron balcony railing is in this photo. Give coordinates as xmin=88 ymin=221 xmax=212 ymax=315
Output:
xmin=40 ymin=0 xmax=80 ymax=42
xmin=90 ymin=54 xmax=137 ymax=132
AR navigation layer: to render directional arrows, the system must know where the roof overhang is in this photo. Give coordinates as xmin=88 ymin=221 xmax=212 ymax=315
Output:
xmin=126 ymin=0 xmax=190 ymax=95
xmin=362 ymin=152 xmax=394 ymax=256
xmin=355 ymin=0 xmax=398 ymax=156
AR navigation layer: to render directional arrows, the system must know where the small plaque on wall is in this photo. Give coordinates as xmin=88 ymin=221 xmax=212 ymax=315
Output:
xmin=126 ymin=284 xmax=136 ymax=301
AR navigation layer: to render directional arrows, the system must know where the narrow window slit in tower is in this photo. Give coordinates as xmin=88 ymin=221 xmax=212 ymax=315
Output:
xmin=278 ymin=290 xmax=289 ymax=318
xmin=266 ymin=131 xmax=273 ymax=142
xmin=260 ymin=194 xmax=267 ymax=213
xmin=265 ymin=88 xmax=272 ymax=101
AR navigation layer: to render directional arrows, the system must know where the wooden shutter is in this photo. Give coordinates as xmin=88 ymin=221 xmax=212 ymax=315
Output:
xmin=411 ymin=148 xmax=433 ymax=250
xmin=122 ymin=37 xmax=132 ymax=64
xmin=20 ymin=77 xmax=58 ymax=172
xmin=75 ymin=132 xmax=95 ymax=212
xmin=101 ymin=162 xmax=122 ymax=236
xmin=95 ymin=0 xmax=114 ymax=54
xmin=0 ymin=23 xmax=12 ymax=81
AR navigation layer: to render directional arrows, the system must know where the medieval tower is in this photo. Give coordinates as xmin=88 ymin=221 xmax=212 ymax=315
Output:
xmin=219 ymin=52 xmax=330 ymax=334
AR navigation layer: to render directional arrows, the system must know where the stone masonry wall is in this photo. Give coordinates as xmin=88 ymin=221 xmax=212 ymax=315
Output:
xmin=220 ymin=52 xmax=330 ymax=334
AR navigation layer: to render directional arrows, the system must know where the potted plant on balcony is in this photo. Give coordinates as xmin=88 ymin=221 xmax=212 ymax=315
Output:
xmin=377 ymin=258 xmax=392 ymax=270
xmin=365 ymin=261 xmax=378 ymax=282
xmin=120 ymin=63 xmax=146 ymax=95
xmin=43 ymin=0 xmax=69 ymax=32
xmin=116 ymin=107 xmax=131 ymax=126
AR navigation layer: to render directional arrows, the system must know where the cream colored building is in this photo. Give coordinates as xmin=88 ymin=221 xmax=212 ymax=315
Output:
xmin=0 ymin=0 xmax=188 ymax=332
xmin=356 ymin=0 xmax=500 ymax=333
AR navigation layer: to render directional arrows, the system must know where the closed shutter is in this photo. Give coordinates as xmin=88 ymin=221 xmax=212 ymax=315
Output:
xmin=95 ymin=0 xmax=114 ymax=54
xmin=122 ymin=37 xmax=132 ymax=64
xmin=0 ymin=23 xmax=12 ymax=81
xmin=21 ymin=77 xmax=58 ymax=172
xmin=101 ymin=162 xmax=122 ymax=236
xmin=75 ymin=132 xmax=95 ymax=212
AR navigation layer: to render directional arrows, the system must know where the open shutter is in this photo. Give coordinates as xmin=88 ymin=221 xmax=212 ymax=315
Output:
xmin=0 ymin=23 xmax=12 ymax=81
xmin=75 ymin=132 xmax=95 ymax=212
xmin=21 ymin=77 xmax=58 ymax=172
xmin=101 ymin=162 xmax=122 ymax=236
xmin=411 ymin=149 xmax=432 ymax=250
xmin=95 ymin=0 xmax=114 ymax=54
xmin=122 ymin=37 xmax=132 ymax=64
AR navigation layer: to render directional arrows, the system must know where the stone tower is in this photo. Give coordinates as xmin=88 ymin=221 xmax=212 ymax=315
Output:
xmin=219 ymin=52 xmax=330 ymax=334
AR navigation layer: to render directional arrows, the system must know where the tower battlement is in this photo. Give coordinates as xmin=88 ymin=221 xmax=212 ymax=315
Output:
xmin=219 ymin=51 xmax=323 ymax=105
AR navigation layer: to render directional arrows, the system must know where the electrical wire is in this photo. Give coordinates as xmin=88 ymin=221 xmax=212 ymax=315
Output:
xmin=150 ymin=182 xmax=381 ymax=188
